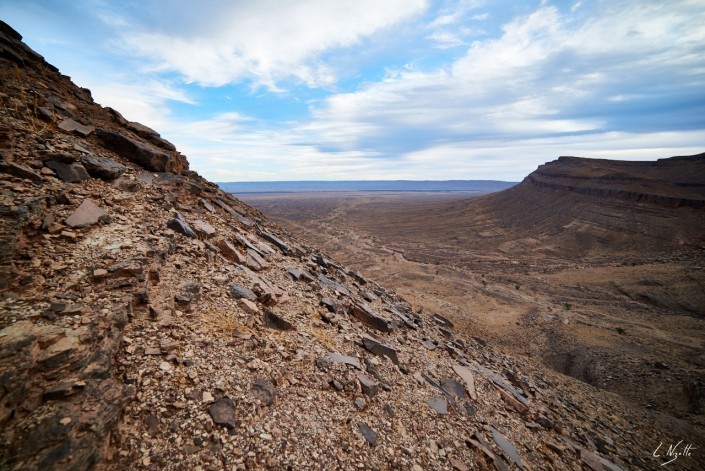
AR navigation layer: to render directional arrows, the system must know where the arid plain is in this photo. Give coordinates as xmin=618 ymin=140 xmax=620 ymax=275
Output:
xmin=242 ymin=156 xmax=705 ymax=427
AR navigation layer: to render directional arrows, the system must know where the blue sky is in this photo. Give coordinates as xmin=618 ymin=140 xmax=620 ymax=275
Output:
xmin=2 ymin=0 xmax=704 ymax=181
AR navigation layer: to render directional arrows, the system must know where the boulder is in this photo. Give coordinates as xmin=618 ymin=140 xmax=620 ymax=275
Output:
xmin=96 ymin=129 xmax=187 ymax=174
xmin=166 ymin=212 xmax=196 ymax=238
xmin=44 ymin=161 xmax=89 ymax=182
xmin=228 ymin=284 xmax=257 ymax=300
xmin=81 ymin=155 xmax=125 ymax=180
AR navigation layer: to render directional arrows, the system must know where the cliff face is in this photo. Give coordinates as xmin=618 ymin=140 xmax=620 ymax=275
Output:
xmin=524 ymin=154 xmax=705 ymax=209
xmin=1 ymin=20 xmax=703 ymax=471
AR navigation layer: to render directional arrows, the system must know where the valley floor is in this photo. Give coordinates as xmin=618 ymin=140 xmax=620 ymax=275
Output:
xmin=243 ymin=191 xmax=705 ymax=433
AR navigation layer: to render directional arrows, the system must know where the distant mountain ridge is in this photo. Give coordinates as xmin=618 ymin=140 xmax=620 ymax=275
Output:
xmin=218 ymin=180 xmax=517 ymax=194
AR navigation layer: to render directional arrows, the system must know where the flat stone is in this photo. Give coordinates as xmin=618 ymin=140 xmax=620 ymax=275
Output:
xmin=97 ymin=128 xmax=187 ymax=173
xmin=350 ymin=303 xmax=392 ymax=333
xmin=200 ymin=198 xmax=216 ymax=212
xmin=246 ymin=249 xmax=269 ymax=271
xmin=81 ymin=155 xmax=125 ymax=180
xmin=467 ymin=362 xmax=529 ymax=408
xmin=491 ymin=427 xmax=524 ymax=470
xmin=58 ymin=118 xmax=95 ymax=137
xmin=238 ymin=298 xmax=259 ymax=314
xmin=217 ymin=239 xmax=247 ymax=264
xmin=192 ymin=219 xmax=216 ymax=238
xmin=356 ymin=373 xmax=379 ymax=397
xmin=427 ymin=396 xmax=448 ymax=414
xmin=452 ymin=364 xmax=477 ymax=401
xmin=361 ymin=335 xmax=399 ymax=365
xmin=318 ymin=275 xmax=351 ymax=296
xmin=358 ymin=422 xmax=378 ymax=446
xmin=65 ymin=199 xmax=110 ymax=228
xmin=250 ymin=379 xmax=276 ymax=406
xmin=421 ymin=340 xmax=437 ymax=350
xmin=263 ymin=308 xmax=295 ymax=331
xmin=229 ymin=284 xmax=257 ymax=300
xmin=0 ymin=161 xmax=41 ymax=182
xmin=257 ymin=227 xmax=290 ymax=254
xmin=287 ymin=268 xmax=314 ymax=282
xmin=324 ymin=352 xmax=361 ymax=369
xmin=166 ymin=212 xmax=196 ymax=238
xmin=44 ymin=161 xmax=90 ymax=182
xmin=208 ymin=397 xmax=238 ymax=429
xmin=440 ymin=379 xmax=465 ymax=399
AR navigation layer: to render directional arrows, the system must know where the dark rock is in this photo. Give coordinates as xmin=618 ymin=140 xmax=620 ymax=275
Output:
xmin=361 ymin=335 xmax=399 ymax=365
xmin=421 ymin=340 xmax=437 ymax=351
xmin=318 ymin=275 xmax=351 ymax=296
xmin=127 ymin=121 xmax=176 ymax=151
xmin=144 ymin=414 xmax=160 ymax=437
xmin=360 ymin=290 xmax=376 ymax=302
xmin=228 ymin=284 xmax=257 ymax=300
xmin=167 ymin=212 xmax=197 ymax=238
xmin=463 ymin=402 xmax=476 ymax=416
xmin=653 ymin=361 xmax=669 ymax=370
xmin=440 ymin=379 xmax=465 ymax=399
xmin=96 ymin=128 xmax=187 ymax=174
xmin=350 ymin=303 xmax=393 ymax=333
xmin=287 ymin=267 xmax=314 ymax=282
xmin=81 ymin=155 xmax=125 ymax=180
xmin=536 ymin=415 xmax=553 ymax=430
xmin=208 ymin=397 xmax=238 ymax=429
xmin=44 ymin=161 xmax=90 ymax=182
xmin=263 ymin=308 xmax=295 ymax=331
xmin=356 ymin=373 xmax=379 ymax=397
xmin=320 ymin=297 xmax=337 ymax=313
xmin=387 ymin=306 xmax=418 ymax=329
xmin=0 ymin=161 xmax=42 ymax=182
xmin=43 ymin=380 xmax=86 ymax=401
xmin=257 ymin=227 xmax=290 ymax=254
xmin=427 ymin=396 xmax=448 ymax=414
xmin=58 ymin=118 xmax=94 ymax=137
xmin=250 ymin=379 xmax=276 ymax=406
xmin=348 ymin=269 xmax=367 ymax=285
xmin=358 ymin=422 xmax=378 ymax=446
xmin=65 ymin=199 xmax=110 ymax=228
xmin=491 ymin=427 xmax=524 ymax=470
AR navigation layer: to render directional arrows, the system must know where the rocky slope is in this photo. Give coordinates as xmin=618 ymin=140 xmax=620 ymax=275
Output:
xmin=0 ymin=20 xmax=703 ymax=471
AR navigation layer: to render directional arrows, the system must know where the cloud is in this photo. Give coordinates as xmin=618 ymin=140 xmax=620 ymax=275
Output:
xmin=114 ymin=0 xmax=428 ymax=88
xmin=298 ymin=1 xmax=705 ymax=167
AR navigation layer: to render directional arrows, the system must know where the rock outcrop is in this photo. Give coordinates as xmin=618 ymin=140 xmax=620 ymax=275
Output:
xmin=0 ymin=19 xmax=702 ymax=471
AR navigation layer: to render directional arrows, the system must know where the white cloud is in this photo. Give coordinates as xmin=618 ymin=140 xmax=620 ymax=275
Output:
xmin=297 ymin=2 xmax=705 ymax=167
xmin=117 ymin=0 xmax=428 ymax=88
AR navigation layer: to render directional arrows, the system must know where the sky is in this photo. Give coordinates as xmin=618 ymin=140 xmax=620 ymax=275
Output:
xmin=2 ymin=0 xmax=704 ymax=182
